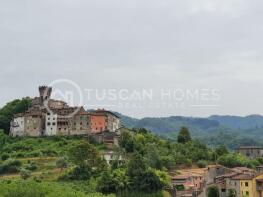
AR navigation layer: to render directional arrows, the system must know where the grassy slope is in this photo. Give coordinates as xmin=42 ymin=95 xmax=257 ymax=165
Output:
xmin=0 ymin=130 xmax=170 ymax=197
xmin=0 ymin=130 xmax=106 ymax=181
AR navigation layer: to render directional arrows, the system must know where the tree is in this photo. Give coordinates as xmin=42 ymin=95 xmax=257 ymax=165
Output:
xmin=139 ymin=170 xmax=163 ymax=192
xmin=66 ymin=141 xmax=107 ymax=180
xmin=68 ymin=141 xmax=100 ymax=167
xmin=177 ymin=127 xmax=191 ymax=143
xmin=0 ymin=98 xmax=32 ymax=134
xmin=197 ymin=160 xmax=207 ymax=168
xmin=215 ymin=145 xmax=229 ymax=157
xmin=1 ymin=153 xmax=9 ymax=161
xmin=227 ymin=189 xmax=237 ymax=197
xmin=207 ymin=185 xmax=219 ymax=197
xmin=145 ymin=144 xmax=162 ymax=169
xmin=217 ymin=153 xmax=248 ymax=168
xmin=97 ymin=169 xmax=129 ymax=194
xmin=119 ymin=131 xmax=135 ymax=153
xmin=127 ymin=153 xmax=164 ymax=192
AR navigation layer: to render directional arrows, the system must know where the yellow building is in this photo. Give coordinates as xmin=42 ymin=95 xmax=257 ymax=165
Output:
xmin=230 ymin=173 xmax=263 ymax=197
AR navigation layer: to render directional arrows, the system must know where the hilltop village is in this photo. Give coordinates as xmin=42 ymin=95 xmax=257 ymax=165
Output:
xmin=10 ymin=86 xmax=121 ymax=147
xmin=5 ymin=86 xmax=263 ymax=197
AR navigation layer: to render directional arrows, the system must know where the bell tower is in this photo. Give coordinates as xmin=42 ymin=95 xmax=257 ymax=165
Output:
xmin=39 ymin=86 xmax=52 ymax=105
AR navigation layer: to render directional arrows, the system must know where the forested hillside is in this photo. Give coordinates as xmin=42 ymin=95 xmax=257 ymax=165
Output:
xmin=116 ymin=113 xmax=263 ymax=149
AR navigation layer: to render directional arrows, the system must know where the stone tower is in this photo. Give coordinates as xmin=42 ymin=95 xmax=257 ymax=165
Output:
xmin=39 ymin=86 xmax=52 ymax=105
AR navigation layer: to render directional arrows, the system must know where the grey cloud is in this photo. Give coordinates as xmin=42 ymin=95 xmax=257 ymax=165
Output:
xmin=1 ymin=0 xmax=263 ymax=117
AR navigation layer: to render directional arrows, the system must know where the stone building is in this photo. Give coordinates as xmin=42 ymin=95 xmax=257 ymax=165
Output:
xmin=236 ymin=146 xmax=263 ymax=159
xmin=24 ymin=110 xmax=45 ymax=136
xmin=10 ymin=86 xmax=121 ymax=142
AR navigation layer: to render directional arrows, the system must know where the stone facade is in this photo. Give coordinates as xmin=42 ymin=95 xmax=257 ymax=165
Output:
xmin=226 ymin=178 xmax=240 ymax=197
xmin=236 ymin=146 xmax=263 ymax=159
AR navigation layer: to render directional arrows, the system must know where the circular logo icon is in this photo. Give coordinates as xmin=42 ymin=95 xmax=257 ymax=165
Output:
xmin=43 ymin=79 xmax=83 ymax=118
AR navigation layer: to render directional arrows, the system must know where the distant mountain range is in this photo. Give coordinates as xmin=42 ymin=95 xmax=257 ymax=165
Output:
xmin=115 ymin=113 xmax=263 ymax=149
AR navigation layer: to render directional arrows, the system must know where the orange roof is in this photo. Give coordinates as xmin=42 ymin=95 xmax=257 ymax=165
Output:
xmin=231 ymin=174 xmax=254 ymax=180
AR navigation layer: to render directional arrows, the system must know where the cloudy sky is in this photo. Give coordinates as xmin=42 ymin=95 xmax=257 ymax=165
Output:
xmin=1 ymin=0 xmax=263 ymax=118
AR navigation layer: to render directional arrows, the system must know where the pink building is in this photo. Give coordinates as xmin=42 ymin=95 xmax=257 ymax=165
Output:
xmin=172 ymin=173 xmax=204 ymax=191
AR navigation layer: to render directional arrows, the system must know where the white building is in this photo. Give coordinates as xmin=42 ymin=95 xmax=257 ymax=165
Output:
xmin=103 ymin=151 xmax=124 ymax=165
xmin=45 ymin=113 xmax=57 ymax=136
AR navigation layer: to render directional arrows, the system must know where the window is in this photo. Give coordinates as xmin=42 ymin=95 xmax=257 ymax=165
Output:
xmin=246 ymin=191 xmax=249 ymax=195
xmin=52 ymin=122 xmax=56 ymax=126
xmin=245 ymin=182 xmax=248 ymax=187
xmin=59 ymin=128 xmax=61 ymax=131
xmin=47 ymin=122 xmax=51 ymax=126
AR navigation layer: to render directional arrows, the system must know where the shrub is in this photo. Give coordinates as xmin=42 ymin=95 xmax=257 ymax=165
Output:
xmin=207 ymin=185 xmax=219 ymax=197
xmin=1 ymin=153 xmax=10 ymax=161
xmin=185 ymin=159 xmax=192 ymax=167
xmin=20 ymin=169 xmax=31 ymax=180
xmin=196 ymin=160 xmax=207 ymax=168
xmin=0 ymin=159 xmax=22 ymax=174
xmin=25 ymin=162 xmax=38 ymax=171
xmin=27 ymin=150 xmax=42 ymax=157
xmin=33 ymin=176 xmax=42 ymax=182
xmin=56 ymin=157 xmax=68 ymax=170
xmin=41 ymin=148 xmax=58 ymax=156
xmin=58 ymin=166 xmax=92 ymax=181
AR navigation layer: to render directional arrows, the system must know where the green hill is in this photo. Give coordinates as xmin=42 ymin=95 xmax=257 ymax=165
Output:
xmin=116 ymin=113 xmax=263 ymax=149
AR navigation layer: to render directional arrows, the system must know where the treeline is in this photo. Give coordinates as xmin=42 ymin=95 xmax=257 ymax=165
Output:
xmin=0 ymin=98 xmax=32 ymax=134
